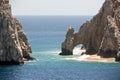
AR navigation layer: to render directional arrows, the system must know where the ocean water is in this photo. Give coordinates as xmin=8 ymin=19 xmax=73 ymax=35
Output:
xmin=0 ymin=16 xmax=120 ymax=80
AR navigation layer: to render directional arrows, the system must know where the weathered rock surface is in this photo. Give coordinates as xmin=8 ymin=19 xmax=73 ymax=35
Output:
xmin=0 ymin=0 xmax=34 ymax=65
xmin=60 ymin=0 xmax=120 ymax=62
xmin=59 ymin=26 xmax=74 ymax=55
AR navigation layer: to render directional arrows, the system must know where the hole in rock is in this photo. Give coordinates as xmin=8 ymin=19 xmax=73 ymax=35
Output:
xmin=73 ymin=44 xmax=86 ymax=55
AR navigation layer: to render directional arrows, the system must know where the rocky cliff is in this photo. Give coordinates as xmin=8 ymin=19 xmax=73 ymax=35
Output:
xmin=60 ymin=0 xmax=120 ymax=62
xmin=0 ymin=0 xmax=34 ymax=65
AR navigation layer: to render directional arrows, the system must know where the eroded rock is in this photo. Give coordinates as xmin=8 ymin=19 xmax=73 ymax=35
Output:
xmin=0 ymin=0 xmax=34 ymax=65
xmin=60 ymin=26 xmax=74 ymax=55
xmin=60 ymin=0 xmax=120 ymax=62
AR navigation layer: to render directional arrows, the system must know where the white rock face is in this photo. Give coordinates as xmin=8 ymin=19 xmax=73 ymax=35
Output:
xmin=0 ymin=0 xmax=34 ymax=65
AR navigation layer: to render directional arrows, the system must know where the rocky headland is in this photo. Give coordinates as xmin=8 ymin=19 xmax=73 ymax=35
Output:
xmin=0 ymin=0 xmax=34 ymax=65
xmin=60 ymin=0 xmax=120 ymax=62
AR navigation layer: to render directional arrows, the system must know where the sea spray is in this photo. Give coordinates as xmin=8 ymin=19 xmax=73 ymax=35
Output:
xmin=73 ymin=48 xmax=86 ymax=56
xmin=65 ymin=54 xmax=90 ymax=61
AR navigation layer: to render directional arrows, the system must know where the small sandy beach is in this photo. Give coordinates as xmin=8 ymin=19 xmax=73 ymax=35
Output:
xmin=66 ymin=49 xmax=115 ymax=62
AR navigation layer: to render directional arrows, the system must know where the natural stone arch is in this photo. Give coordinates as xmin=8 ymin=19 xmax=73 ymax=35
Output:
xmin=59 ymin=26 xmax=87 ymax=55
xmin=59 ymin=0 xmax=120 ymax=62
xmin=59 ymin=21 xmax=98 ymax=55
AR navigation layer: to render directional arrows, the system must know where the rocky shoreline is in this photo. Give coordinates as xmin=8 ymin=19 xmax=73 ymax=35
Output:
xmin=60 ymin=0 xmax=120 ymax=62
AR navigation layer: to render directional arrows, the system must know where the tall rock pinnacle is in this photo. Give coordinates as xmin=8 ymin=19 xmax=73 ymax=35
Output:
xmin=0 ymin=0 xmax=34 ymax=65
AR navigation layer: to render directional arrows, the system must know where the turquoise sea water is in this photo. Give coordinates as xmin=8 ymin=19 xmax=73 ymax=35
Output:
xmin=0 ymin=16 xmax=120 ymax=80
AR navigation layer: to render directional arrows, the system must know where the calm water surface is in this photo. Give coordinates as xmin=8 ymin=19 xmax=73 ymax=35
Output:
xmin=0 ymin=16 xmax=120 ymax=80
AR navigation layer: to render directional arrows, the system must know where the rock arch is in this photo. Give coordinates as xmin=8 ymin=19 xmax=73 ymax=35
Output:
xmin=59 ymin=0 xmax=120 ymax=62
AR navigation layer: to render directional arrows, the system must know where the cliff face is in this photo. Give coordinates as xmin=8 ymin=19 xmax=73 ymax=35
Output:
xmin=0 ymin=0 xmax=34 ymax=65
xmin=60 ymin=0 xmax=120 ymax=62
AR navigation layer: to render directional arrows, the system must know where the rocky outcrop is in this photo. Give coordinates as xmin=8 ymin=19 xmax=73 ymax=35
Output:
xmin=0 ymin=0 xmax=34 ymax=65
xmin=60 ymin=0 xmax=120 ymax=62
xmin=59 ymin=26 xmax=74 ymax=55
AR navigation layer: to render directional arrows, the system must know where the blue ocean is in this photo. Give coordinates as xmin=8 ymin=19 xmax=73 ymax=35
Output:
xmin=0 ymin=16 xmax=120 ymax=80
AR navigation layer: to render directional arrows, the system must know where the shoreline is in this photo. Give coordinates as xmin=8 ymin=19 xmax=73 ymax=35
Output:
xmin=66 ymin=49 xmax=115 ymax=63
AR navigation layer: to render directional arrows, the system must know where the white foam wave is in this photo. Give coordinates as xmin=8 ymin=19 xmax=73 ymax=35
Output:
xmin=65 ymin=54 xmax=90 ymax=61
xmin=73 ymin=47 xmax=86 ymax=55
xmin=78 ymin=54 xmax=90 ymax=60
